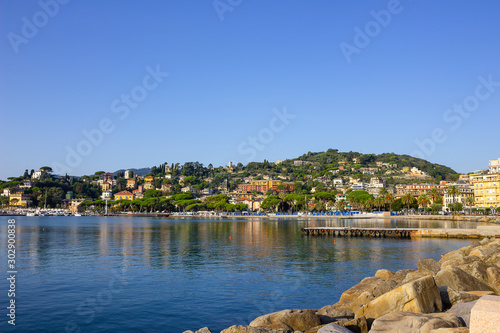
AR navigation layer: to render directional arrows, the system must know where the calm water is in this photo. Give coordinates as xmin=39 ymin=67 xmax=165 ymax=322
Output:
xmin=0 ymin=216 xmax=478 ymax=332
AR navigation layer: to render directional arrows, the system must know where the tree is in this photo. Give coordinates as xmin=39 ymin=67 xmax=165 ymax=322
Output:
xmin=417 ymin=194 xmax=430 ymax=211
xmin=446 ymin=186 xmax=460 ymax=205
xmin=23 ymin=169 xmax=29 ymax=179
xmin=401 ymin=193 xmax=416 ymax=212
xmin=429 ymin=188 xmax=442 ymax=204
xmin=384 ymin=193 xmax=393 ymax=211
xmin=335 ymin=200 xmax=346 ymax=212
xmin=465 ymin=196 xmax=475 ymax=215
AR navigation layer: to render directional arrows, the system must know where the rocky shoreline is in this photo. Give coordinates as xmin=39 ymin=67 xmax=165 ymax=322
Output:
xmin=184 ymin=238 xmax=500 ymax=333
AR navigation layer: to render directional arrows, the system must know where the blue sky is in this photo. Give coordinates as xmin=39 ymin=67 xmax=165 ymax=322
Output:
xmin=1 ymin=0 xmax=499 ymax=180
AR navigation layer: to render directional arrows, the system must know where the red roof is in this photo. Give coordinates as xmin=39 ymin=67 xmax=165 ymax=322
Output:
xmin=115 ymin=191 xmax=133 ymax=196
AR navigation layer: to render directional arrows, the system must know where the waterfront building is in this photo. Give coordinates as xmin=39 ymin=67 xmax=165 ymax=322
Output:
xmin=69 ymin=198 xmax=90 ymax=213
xmin=471 ymin=159 xmax=500 ymax=210
xmin=9 ymin=192 xmax=32 ymax=207
xmin=443 ymin=181 xmax=474 ymax=211
xmin=395 ymin=184 xmax=447 ymax=198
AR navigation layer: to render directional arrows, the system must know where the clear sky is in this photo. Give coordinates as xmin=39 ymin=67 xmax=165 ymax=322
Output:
xmin=1 ymin=0 xmax=499 ymax=180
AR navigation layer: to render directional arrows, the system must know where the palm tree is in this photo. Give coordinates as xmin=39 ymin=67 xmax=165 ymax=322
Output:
xmin=384 ymin=193 xmax=393 ymax=211
xmin=336 ymin=200 xmax=346 ymax=212
xmin=401 ymin=193 xmax=415 ymax=213
xmin=447 ymin=186 xmax=460 ymax=204
xmin=278 ymin=192 xmax=286 ymax=212
xmin=465 ymin=196 xmax=475 ymax=215
xmin=417 ymin=194 xmax=430 ymax=213
xmin=374 ymin=197 xmax=384 ymax=212
xmin=429 ymin=188 xmax=441 ymax=204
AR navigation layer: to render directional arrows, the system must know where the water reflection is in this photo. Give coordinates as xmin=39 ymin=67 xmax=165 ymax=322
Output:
xmin=0 ymin=216 xmax=478 ymax=332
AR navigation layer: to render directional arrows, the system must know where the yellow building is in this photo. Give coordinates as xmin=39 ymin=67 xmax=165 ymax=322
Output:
xmin=114 ymin=191 xmax=134 ymax=201
xmin=9 ymin=192 xmax=32 ymax=207
xmin=471 ymin=172 xmax=500 ymax=210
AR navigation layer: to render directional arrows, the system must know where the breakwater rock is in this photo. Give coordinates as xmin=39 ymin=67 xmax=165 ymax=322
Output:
xmin=184 ymin=238 xmax=500 ymax=333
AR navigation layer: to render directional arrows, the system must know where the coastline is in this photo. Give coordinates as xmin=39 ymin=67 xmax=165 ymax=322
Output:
xmin=185 ymin=237 xmax=500 ymax=333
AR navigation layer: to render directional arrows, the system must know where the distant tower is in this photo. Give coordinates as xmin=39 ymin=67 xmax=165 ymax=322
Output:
xmin=124 ymin=170 xmax=132 ymax=179
xmin=165 ymin=163 xmax=171 ymax=173
xmin=228 ymin=161 xmax=233 ymax=168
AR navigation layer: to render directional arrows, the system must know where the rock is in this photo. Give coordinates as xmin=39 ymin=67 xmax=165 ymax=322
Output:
xmin=195 ymin=328 xmax=212 ymax=333
xmin=392 ymin=269 xmax=416 ymax=283
xmin=183 ymin=331 xmax=195 ymax=333
xmin=439 ymin=249 xmax=466 ymax=265
xmin=343 ymin=316 xmax=368 ymax=333
xmin=469 ymin=245 xmax=500 ymax=266
xmin=440 ymin=255 xmax=482 ymax=271
xmin=369 ymin=311 xmax=464 ymax=333
xmin=220 ymin=325 xmax=293 ymax=333
xmin=418 ymin=258 xmax=441 ymax=275
xmin=439 ymin=286 xmax=480 ymax=309
xmin=304 ymin=324 xmax=327 ymax=333
xmin=249 ymin=309 xmax=321 ymax=331
xmin=401 ymin=269 xmax=434 ymax=285
xmin=446 ymin=300 xmax=478 ymax=327
xmin=469 ymin=295 xmax=500 ymax=333
xmin=434 ymin=266 xmax=495 ymax=293
xmin=328 ymin=276 xmax=398 ymax=315
xmin=462 ymin=240 xmax=482 ymax=255
xmin=479 ymin=238 xmax=491 ymax=245
xmin=316 ymin=305 xmax=354 ymax=324
xmin=429 ymin=328 xmax=469 ymax=332
xmin=355 ymin=276 xmax=442 ymax=320
xmin=374 ymin=269 xmax=394 ymax=280
xmin=317 ymin=323 xmax=353 ymax=333
xmin=486 ymin=266 xmax=500 ymax=292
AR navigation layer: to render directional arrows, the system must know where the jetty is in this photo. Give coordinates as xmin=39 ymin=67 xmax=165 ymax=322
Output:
xmin=302 ymin=226 xmax=500 ymax=239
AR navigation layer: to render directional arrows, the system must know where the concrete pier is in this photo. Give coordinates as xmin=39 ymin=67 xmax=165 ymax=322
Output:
xmin=302 ymin=226 xmax=500 ymax=239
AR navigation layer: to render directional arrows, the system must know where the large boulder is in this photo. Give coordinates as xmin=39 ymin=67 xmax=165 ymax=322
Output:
xmin=455 ymin=260 xmax=500 ymax=292
xmin=220 ymin=326 xmax=292 ymax=333
xmin=374 ymin=269 xmax=394 ymax=281
xmin=417 ymin=258 xmax=441 ymax=275
xmin=469 ymin=244 xmax=500 ymax=266
xmin=434 ymin=266 xmax=495 ymax=292
xmin=369 ymin=312 xmax=464 ymax=333
xmin=317 ymin=323 xmax=353 ymax=333
xmin=446 ymin=300 xmax=478 ymax=327
xmin=183 ymin=328 xmax=212 ymax=333
xmin=354 ymin=275 xmax=442 ymax=320
xmin=392 ymin=269 xmax=416 ymax=284
xmin=439 ymin=286 xmax=480 ymax=309
xmin=315 ymin=305 xmax=354 ymax=324
xmin=439 ymin=249 xmax=466 ymax=265
xmin=440 ymin=255 xmax=482 ymax=271
xmin=401 ymin=270 xmax=434 ymax=285
xmin=343 ymin=316 xmax=368 ymax=333
xmin=249 ymin=309 xmax=321 ymax=331
xmin=335 ymin=276 xmax=397 ymax=312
